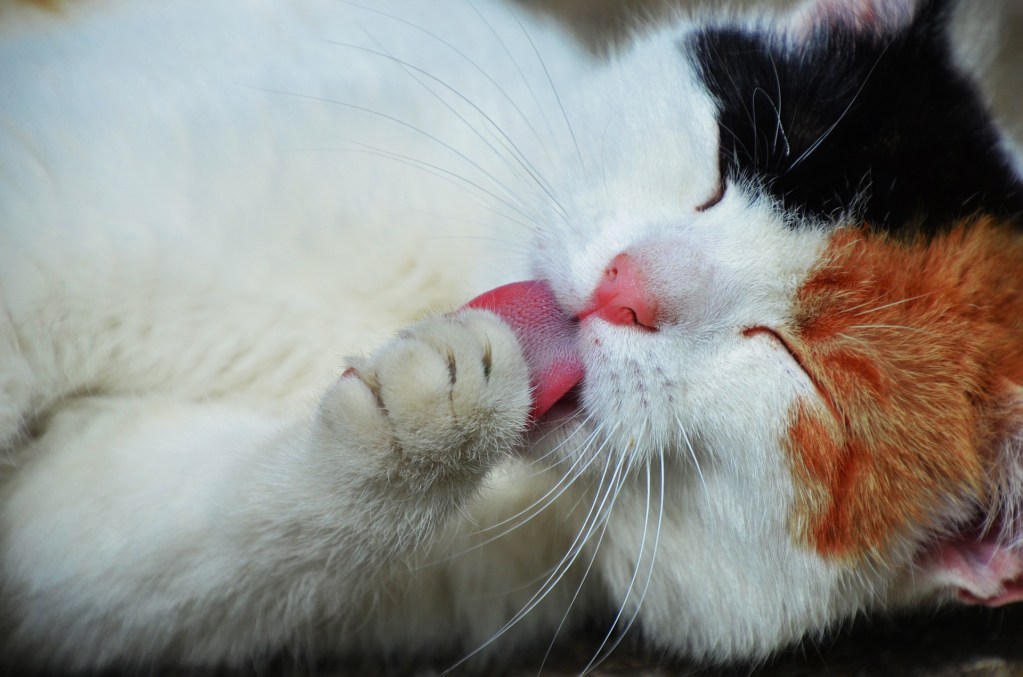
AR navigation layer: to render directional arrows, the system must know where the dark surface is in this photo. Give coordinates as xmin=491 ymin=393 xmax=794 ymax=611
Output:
xmin=295 ymin=606 xmax=1023 ymax=676
xmin=16 ymin=607 xmax=1021 ymax=676
xmin=539 ymin=606 xmax=1023 ymax=676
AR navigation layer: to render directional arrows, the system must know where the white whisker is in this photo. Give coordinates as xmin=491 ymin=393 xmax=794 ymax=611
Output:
xmin=418 ymin=234 xmax=533 ymax=257
xmin=768 ymin=51 xmax=791 ymax=158
xmin=283 ymin=141 xmax=540 ymax=231
xmin=525 ymin=410 xmax=599 ymax=469
xmin=850 ymin=292 xmax=937 ymax=316
xmin=509 ymin=9 xmax=586 ymax=176
xmin=467 ymin=424 xmax=603 ymax=541
xmin=328 ymin=35 xmax=571 ymax=224
xmin=581 ymin=440 xmax=651 ymax=674
xmin=848 ymin=323 xmax=936 ymax=336
xmin=240 ymin=84 xmax=544 ymax=225
xmin=788 ymin=41 xmax=892 ymax=171
xmin=418 ymin=446 xmax=593 ymax=567
xmin=343 ymin=0 xmax=552 ymax=155
xmin=591 ymin=449 xmax=666 ymax=669
xmin=539 ymin=442 xmax=640 ymax=674
xmin=677 ymin=415 xmax=710 ymax=505
xmin=443 ymin=425 xmax=624 ymax=673
xmin=464 ymin=0 xmax=559 ymax=153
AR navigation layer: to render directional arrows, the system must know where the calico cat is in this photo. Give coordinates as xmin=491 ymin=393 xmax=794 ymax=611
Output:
xmin=1 ymin=0 xmax=1022 ymax=671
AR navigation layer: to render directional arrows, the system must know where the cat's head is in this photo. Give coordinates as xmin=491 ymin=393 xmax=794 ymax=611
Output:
xmin=527 ymin=0 xmax=1023 ymax=660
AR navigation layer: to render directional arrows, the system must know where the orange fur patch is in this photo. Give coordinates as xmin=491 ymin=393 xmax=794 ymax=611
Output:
xmin=782 ymin=217 xmax=1023 ymax=561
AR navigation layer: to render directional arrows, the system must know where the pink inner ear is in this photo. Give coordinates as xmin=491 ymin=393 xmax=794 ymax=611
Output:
xmin=919 ymin=535 xmax=1023 ymax=607
xmin=462 ymin=280 xmax=583 ymax=420
xmin=796 ymin=0 xmax=918 ymax=35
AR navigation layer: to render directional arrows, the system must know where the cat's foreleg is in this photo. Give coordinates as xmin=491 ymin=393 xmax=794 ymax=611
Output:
xmin=1 ymin=310 xmax=531 ymax=669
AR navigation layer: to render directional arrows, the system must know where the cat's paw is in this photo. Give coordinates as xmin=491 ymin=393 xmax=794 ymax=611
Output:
xmin=320 ymin=310 xmax=531 ymax=490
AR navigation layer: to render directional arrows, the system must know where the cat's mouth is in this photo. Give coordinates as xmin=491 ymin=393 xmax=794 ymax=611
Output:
xmin=915 ymin=517 xmax=1023 ymax=608
xmin=463 ymin=280 xmax=584 ymax=420
xmin=542 ymin=382 xmax=583 ymax=421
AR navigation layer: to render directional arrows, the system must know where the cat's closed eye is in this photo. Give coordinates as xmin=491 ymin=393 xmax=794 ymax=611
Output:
xmin=743 ymin=324 xmax=815 ymax=385
xmin=695 ymin=178 xmax=726 ymax=211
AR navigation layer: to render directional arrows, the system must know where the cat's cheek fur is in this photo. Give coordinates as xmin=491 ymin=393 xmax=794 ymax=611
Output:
xmin=532 ymin=183 xmax=865 ymax=657
xmin=585 ymin=352 xmax=855 ymax=660
xmin=784 ymin=218 xmax=1023 ymax=563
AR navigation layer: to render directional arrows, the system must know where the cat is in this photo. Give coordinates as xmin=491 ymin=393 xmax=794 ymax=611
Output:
xmin=1 ymin=0 xmax=1022 ymax=671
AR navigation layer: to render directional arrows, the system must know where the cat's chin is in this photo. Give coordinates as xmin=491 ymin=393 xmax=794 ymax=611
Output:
xmin=517 ymin=384 xmax=584 ymax=460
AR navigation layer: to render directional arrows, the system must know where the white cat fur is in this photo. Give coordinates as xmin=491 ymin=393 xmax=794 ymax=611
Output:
xmin=0 ymin=0 xmax=947 ymax=669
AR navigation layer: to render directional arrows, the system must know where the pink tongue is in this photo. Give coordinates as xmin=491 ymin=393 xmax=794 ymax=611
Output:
xmin=463 ymin=281 xmax=583 ymax=420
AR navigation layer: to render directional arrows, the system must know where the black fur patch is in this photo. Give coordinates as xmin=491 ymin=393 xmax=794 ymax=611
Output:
xmin=689 ymin=0 xmax=1023 ymax=235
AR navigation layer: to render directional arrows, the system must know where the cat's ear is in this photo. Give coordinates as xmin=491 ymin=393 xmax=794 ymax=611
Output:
xmin=791 ymin=0 xmax=924 ymax=36
xmin=916 ymin=383 xmax=1023 ymax=607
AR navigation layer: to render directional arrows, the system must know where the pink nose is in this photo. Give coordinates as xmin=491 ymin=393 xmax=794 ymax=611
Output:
xmin=578 ymin=253 xmax=657 ymax=329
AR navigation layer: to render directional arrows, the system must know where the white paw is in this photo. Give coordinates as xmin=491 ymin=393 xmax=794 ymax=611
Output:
xmin=321 ymin=310 xmax=531 ymax=488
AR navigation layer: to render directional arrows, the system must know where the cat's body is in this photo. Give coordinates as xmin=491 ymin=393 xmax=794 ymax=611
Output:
xmin=1 ymin=0 xmax=1022 ymax=671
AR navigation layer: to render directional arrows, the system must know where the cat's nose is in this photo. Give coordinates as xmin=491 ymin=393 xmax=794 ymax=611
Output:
xmin=577 ymin=252 xmax=658 ymax=329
